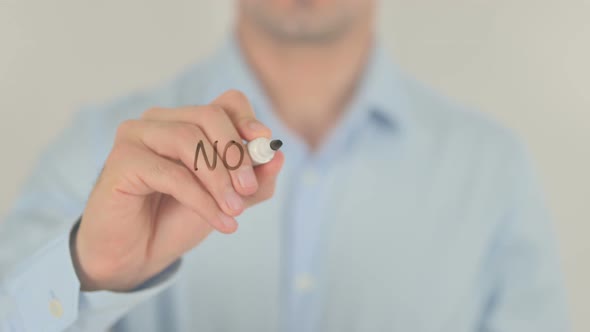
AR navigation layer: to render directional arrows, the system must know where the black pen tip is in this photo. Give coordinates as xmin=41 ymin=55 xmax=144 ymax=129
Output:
xmin=270 ymin=139 xmax=283 ymax=151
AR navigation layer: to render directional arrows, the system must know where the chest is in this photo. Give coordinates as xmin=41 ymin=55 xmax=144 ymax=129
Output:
xmin=167 ymin=144 xmax=499 ymax=331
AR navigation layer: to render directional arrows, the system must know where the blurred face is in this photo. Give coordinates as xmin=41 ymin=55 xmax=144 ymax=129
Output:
xmin=239 ymin=0 xmax=374 ymax=43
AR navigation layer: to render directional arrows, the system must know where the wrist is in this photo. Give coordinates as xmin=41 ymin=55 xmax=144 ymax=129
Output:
xmin=69 ymin=219 xmax=101 ymax=291
xmin=69 ymin=218 xmax=151 ymax=292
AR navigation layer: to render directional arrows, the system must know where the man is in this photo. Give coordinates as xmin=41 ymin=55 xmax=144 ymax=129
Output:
xmin=0 ymin=0 xmax=569 ymax=331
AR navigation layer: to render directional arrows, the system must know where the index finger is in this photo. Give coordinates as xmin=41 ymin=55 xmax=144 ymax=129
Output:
xmin=211 ymin=89 xmax=272 ymax=141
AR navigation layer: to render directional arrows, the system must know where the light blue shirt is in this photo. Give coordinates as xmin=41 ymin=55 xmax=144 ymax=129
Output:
xmin=0 ymin=36 xmax=569 ymax=332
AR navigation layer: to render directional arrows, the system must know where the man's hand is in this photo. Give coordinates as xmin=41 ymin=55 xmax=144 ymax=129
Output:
xmin=71 ymin=90 xmax=284 ymax=292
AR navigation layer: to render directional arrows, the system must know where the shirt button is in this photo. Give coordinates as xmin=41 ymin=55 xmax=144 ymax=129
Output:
xmin=302 ymin=169 xmax=318 ymax=187
xmin=49 ymin=299 xmax=63 ymax=318
xmin=295 ymin=274 xmax=315 ymax=293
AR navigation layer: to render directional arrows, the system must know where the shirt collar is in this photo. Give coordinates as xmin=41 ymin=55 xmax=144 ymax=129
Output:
xmin=354 ymin=41 xmax=411 ymax=132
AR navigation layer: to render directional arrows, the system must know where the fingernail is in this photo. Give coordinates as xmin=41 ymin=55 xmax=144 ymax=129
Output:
xmin=225 ymin=189 xmax=244 ymax=212
xmin=218 ymin=212 xmax=237 ymax=229
xmin=248 ymin=120 xmax=267 ymax=132
xmin=237 ymin=165 xmax=258 ymax=191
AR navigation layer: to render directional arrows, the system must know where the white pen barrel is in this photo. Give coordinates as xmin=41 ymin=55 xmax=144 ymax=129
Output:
xmin=248 ymin=137 xmax=277 ymax=166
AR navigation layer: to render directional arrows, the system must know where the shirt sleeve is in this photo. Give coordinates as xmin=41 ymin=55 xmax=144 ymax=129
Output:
xmin=1 ymin=225 xmax=181 ymax=332
xmin=0 ymin=106 xmax=179 ymax=331
xmin=479 ymin=140 xmax=571 ymax=332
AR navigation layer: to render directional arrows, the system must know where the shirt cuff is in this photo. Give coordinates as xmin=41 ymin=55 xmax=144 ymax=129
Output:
xmin=75 ymin=259 xmax=181 ymax=331
xmin=2 ymin=224 xmax=182 ymax=332
xmin=3 ymin=230 xmax=80 ymax=332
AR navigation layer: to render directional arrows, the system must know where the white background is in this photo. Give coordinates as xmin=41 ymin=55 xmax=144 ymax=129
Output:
xmin=0 ymin=1 xmax=588 ymax=330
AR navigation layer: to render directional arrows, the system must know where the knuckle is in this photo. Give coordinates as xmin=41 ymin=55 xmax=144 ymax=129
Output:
xmin=208 ymin=104 xmax=224 ymax=113
xmin=102 ymin=144 xmax=141 ymax=185
xmin=223 ymin=89 xmax=248 ymax=103
xmin=152 ymin=160 xmax=183 ymax=184
xmin=141 ymin=106 xmax=165 ymax=118
xmin=115 ymin=119 xmax=138 ymax=138
xmin=201 ymin=104 xmax=227 ymax=124
xmin=174 ymin=123 xmax=201 ymax=145
xmin=108 ymin=142 xmax=137 ymax=165
xmin=199 ymin=105 xmax=224 ymax=123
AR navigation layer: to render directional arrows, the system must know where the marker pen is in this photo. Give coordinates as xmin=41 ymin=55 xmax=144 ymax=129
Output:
xmin=247 ymin=137 xmax=283 ymax=166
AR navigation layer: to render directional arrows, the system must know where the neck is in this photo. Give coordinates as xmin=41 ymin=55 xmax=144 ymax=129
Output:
xmin=236 ymin=12 xmax=374 ymax=150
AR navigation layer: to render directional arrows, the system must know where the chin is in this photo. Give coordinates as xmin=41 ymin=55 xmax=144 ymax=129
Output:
xmin=242 ymin=0 xmax=368 ymax=43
